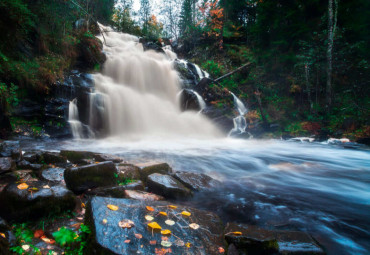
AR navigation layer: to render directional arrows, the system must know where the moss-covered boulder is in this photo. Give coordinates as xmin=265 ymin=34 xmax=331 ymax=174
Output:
xmin=137 ymin=162 xmax=172 ymax=183
xmin=117 ymin=164 xmax=141 ymax=180
xmin=60 ymin=150 xmax=95 ymax=164
xmin=40 ymin=152 xmax=67 ymax=164
xmin=94 ymin=153 xmax=123 ymax=163
xmin=147 ymin=173 xmax=192 ymax=199
xmin=64 ymin=162 xmax=117 ymax=194
xmin=0 ymin=182 xmax=76 ymax=222
xmin=0 ymin=157 xmax=15 ymax=174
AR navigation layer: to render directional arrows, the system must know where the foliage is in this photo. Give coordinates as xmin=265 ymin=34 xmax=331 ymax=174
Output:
xmin=10 ymin=223 xmax=40 ymax=255
xmin=114 ymin=172 xmax=135 ymax=186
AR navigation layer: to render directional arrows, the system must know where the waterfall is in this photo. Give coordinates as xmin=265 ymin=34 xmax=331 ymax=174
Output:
xmin=68 ymin=99 xmax=84 ymax=139
xmin=191 ymin=90 xmax=206 ymax=112
xmin=71 ymin=24 xmax=220 ymax=140
xmin=229 ymin=92 xmax=248 ymax=136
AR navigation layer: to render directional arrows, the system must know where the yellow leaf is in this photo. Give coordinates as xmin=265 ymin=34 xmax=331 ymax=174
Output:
xmin=161 ymin=229 xmax=171 ymax=235
xmin=102 ymin=219 xmax=107 ymax=224
xmin=181 ymin=211 xmax=191 ymax=217
xmin=0 ymin=233 xmax=5 ymax=238
xmin=159 ymin=211 xmax=167 ymax=216
xmin=145 ymin=215 xmax=154 ymax=221
xmin=107 ymin=204 xmax=119 ymax=211
xmin=231 ymin=231 xmax=242 ymax=236
xmin=146 ymin=206 xmax=155 ymax=212
xmin=185 ymin=242 xmax=192 ymax=248
xmin=17 ymin=183 xmax=28 ymax=190
xmin=81 ymin=203 xmax=85 ymax=208
xmin=168 ymin=205 xmax=177 ymax=209
xmin=148 ymin=222 xmax=162 ymax=230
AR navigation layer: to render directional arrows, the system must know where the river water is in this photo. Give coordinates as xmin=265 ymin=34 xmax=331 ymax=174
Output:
xmin=24 ymin=138 xmax=370 ymax=255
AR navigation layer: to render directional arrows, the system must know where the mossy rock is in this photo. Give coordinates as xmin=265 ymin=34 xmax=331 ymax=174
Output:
xmin=60 ymin=150 xmax=95 ymax=164
xmin=137 ymin=162 xmax=172 ymax=183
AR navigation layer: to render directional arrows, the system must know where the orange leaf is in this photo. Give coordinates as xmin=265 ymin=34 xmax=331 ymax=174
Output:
xmin=231 ymin=231 xmax=242 ymax=236
xmin=41 ymin=236 xmax=55 ymax=244
xmin=0 ymin=233 xmax=5 ymax=238
xmin=34 ymin=229 xmax=44 ymax=238
xmin=218 ymin=247 xmax=225 ymax=253
xmin=17 ymin=183 xmax=28 ymax=190
xmin=124 ymin=239 xmax=131 ymax=243
xmin=161 ymin=229 xmax=171 ymax=235
xmin=168 ymin=205 xmax=177 ymax=209
xmin=146 ymin=206 xmax=155 ymax=212
xmin=134 ymin=233 xmax=143 ymax=239
xmin=159 ymin=211 xmax=167 ymax=216
xmin=181 ymin=211 xmax=191 ymax=217
xmin=150 ymin=240 xmax=157 ymax=245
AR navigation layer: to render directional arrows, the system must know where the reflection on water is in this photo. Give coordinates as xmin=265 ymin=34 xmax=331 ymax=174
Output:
xmin=22 ymin=138 xmax=370 ymax=255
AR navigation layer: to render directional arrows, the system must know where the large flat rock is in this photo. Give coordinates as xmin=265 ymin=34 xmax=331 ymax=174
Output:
xmin=172 ymin=171 xmax=220 ymax=191
xmin=86 ymin=197 xmax=224 ymax=255
xmin=147 ymin=173 xmax=192 ymax=199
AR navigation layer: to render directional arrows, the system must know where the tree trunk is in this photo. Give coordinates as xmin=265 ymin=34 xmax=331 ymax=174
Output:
xmin=305 ymin=64 xmax=312 ymax=111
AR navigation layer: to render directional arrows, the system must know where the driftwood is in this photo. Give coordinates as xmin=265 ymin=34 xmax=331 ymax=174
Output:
xmin=214 ymin=62 xmax=252 ymax=82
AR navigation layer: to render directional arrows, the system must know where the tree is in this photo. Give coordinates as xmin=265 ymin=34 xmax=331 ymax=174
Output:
xmin=179 ymin=0 xmax=193 ymax=37
xmin=160 ymin=0 xmax=182 ymax=40
xmin=139 ymin=0 xmax=151 ymax=34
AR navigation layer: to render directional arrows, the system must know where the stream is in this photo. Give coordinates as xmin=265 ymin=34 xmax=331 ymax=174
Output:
xmin=21 ymin=137 xmax=370 ymax=255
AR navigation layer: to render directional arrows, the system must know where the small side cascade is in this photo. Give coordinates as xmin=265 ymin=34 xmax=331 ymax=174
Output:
xmin=68 ymin=98 xmax=84 ymax=139
xmin=190 ymin=90 xmax=207 ymax=112
xmin=229 ymin=92 xmax=248 ymax=136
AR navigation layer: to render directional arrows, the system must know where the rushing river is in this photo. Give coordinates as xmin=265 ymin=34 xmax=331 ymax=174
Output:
xmin=23 ymin=138 xmax=370 ymax=255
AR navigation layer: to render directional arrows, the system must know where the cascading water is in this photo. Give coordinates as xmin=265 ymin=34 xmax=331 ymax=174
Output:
xmin=70 ymin=25 xmax=220 ymax=140
xmin=229 ymin=92 xmax=248 ymax=136
xmin=190 ymin=90 xmax=206 ymax=112
xmin=68 ymin=98 xmax=84 ymax=139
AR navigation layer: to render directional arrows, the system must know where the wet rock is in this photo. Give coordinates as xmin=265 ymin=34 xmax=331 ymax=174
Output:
xmin=41 ymin=152 xmax=67 ymax=164
xmin=0 ymin=182 xmax=76 ymax=222
xmin=224 ymin=223 xmax=325 ymax=255
xmin=86 ymin=197 xmax=224 ymax=255
xmin=60 ymin=150 xmax=95 ymax=164
xmin=0 ymin=217 xmax=9 ymax=232
xmin=22 ymin=152 xmax=41 ymax=163
xmin=0 ymin=141 xmax=22 ymax=160
xmin=64 ymin=162 xmax=117 ymax=194
xmin=124 ymin=190 xmax=164 ymax=201
xmin=0 ymin=233 xmax=11 ymax=255
xmin=29 ymin=163 xmax=43 ymax=171
xmin=179 ymin=89 xmax=202 ymax=111
xmin=147 ymin=173 xmax=192 ymax=199
xmin=137 ymin=162 xmax=172 ymax=182
xmin=94 ymin=153 xmax=123 ymax=163
xmin=41 ymin=167 xmax=65 ymax=182
xmin=117 ymin=164 xmax=141 ymax=180
xmin=172 ymin=171 xmax=220 ymax=191
xmin=87 ymin=186 xmax=127 ymax=198
xmin=139 ymin=39 xmax=165 ymax=54
xmin=122 ymin=180 xmax=145 ymax=191
xmin=0 ymin=158 xmax=15 ymax=174
xmin=8 ymin=170 xmax=37 ymax=182
xmin=16 ymin=160 xmax=31 ymax=169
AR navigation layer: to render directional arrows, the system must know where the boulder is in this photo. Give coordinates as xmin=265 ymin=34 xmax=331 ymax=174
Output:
xmin=86 ymin=181 xmax=145 ymax=198
xmin=60 ymin=150 xmax=95 ymax=164
xmin=117 ymin=164 xmax=141 ymax=180
xmin=224 ymin=223 xmax=325 ymax=255
xmin=16 ymin=160 xmax=31 ymax=169
xmin=0 ymin=158 xmax=15 ymax=174
xmin=147 ymin=173 xmax=192 ymax=199
xmin=41 ymin=152 xmax=67 ymax=164
xmin=64 ymin=162 xmax=117 ymax=194
xmin=137 ymin=162 xmax=172 ymax=182
xmin=86 ymin=197 xmax=224 ymax=255
xmin=172 ymin=171 xmax=220 ymax=191
xmin=0 ymin=182 xmax=76 ymax=222
xmin=94 ymin=153 xmax=123 ymax=163
xmin=8 ymin=170 xmax=37 ymax=182
xmin=121 ymin=180 xmax=145 ymax=191
xmin=41 ymin=167 xmax=65 ymax=182
xmin=124 ymin=190 xmax=164 ymax=201
xmin=0 ymin=141 xmax=22 ymax=160
xmin=22 ymin=151 xmax=41 ymax=163
xmin=0 ymin=217 xmax=9 ymax=232
xmin=179 ymin=89 xmax=202 ymax=111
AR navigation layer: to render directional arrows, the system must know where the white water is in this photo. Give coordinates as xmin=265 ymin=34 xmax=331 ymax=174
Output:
xmin=68 ymin=99 xmax=84 ymax=139
xmin=190 ymin=90 xmax=206 ymax=112
xmin=229 ymin=92 xmax=248 ymax=135
xmin=70 ymin=24 xmax=220 ymax=140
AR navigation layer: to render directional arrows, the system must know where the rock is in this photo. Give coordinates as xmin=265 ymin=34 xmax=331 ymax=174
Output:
xmin=86 ymin=197 xmax=224 ymax=255
xmin=0 ymin=158 xmax=15 ymax=174
xmin=64 ymin=162 xmax=117 ymax=194
xmin=137 ymin=162 xmax=172 ymax=182
xmin=0 ymin=217 xmax=9 ymax=232
xmin=41 ymin=167 xmax=65 ymax=182
xmin=22 ymin=152 xmax=41 ymax=163
xmin=147 ymin=173 xmax=192 ymax=199
xmin=117 ymin=164 xmax=141 ymax=180
xmin=124 ymin=190 xmax=164 ymax=201
xmin=16 ymin=160 xmax=31 ymax=169
xmin=0 ymin=182 xmax=76 ymax=222
xmin=94 ymin=153 xmax=123 ymax=163
xmin=60 ymin=150 xmax=95 ymax=164
xmin=0 ymin=141 xmax=22 ymax=160
xmin=172 ymin=171 xmax=220 ymax=191
xmin=122 ymin=180 xmax=145 ymax=191
xmin=357 ymin=137 xmax=370 ymax=146
xmin=86 ymin=186 xmax=127 ymax=198
xmin=41 ymin=152 xmax=67 ymax=164
xmin=224 ymin=223 xmax=325 ymax=255
xmin=29 ymin=163 xmax=43 ymax=171
xmin=8 ymin=170 xmax=37 ymax=182
xmin=179 ymin=89 xmax=202 ymax=111
xmin=139 ymin=39 xmax=165 ymax=54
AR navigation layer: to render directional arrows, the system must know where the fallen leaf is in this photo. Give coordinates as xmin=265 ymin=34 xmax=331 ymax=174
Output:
xmin=230 ymin=231 xmax=242 ymax=236
xmin=161 ymin=240 xmax=172 ymax=247
xmin=189 ymin=223 xmax=200 ymax=230
xmin=174 ymin=239 xmax=185 ymax=246
xmin=161 ymin=236 xmax=169 ymax=241
xmin=161 ymin=229 xmax=171 ymax=235
xmin=155 ymin=248 xmax=172 ymax=254
xmin=145 ymin=215 xmax=154 ymax=221
xmin=102 ymin=219 xmax=108 ymax=224
xmin=124 ymin=239 xmax=131 ymax=243
xmin=119 ymin=219 xmax=135 ymax=229
xmin=159 ymin=211 xmax=167 ymax=216
xmin=28 ymin=187 xmax=39 ymax=191
xmin=107 ymin=204 xmax=119 ymax=211
xmin=0 ymin=233 xmax=5 ymax=238
xmin=34 ymin=229 xmax=44 ymax=238
xmin=168 ymin=205 xmax=177 ymax=209
xmin=41 ymin=236 xmax=55 ymax=244
xmin=218 ymin=247 xmax=225 ymax=253
xmin=146 ymin=206 xmax=155 ymax=212
xmin=77 ymin=217 xmax=83 ymax=221
xmin=185 ymin=242 xmax=191 ymax=248
xmin=17 ymin=183 xmax=28 ymax=190
xmin=81 ymin=203 xmax=85 ymax=208
xmin=71 ymin=223 xmax=82 ymax=229
xmin=150 ymin=240 xmax=157 ymax=245
xmin=134 ymin=233 xmax=143 ymax=239
xmin=148 ymin=222 xmax=162 ymax=230
xmin=22 ymin=244 xmax=30 ymax=251
xmin=165 ymin=220 xmax=175 ymax=226
xmin=43 ymin=185 xmax=50 ymax=189
xmin=181 ymin=211 xmax=191 ymax=217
